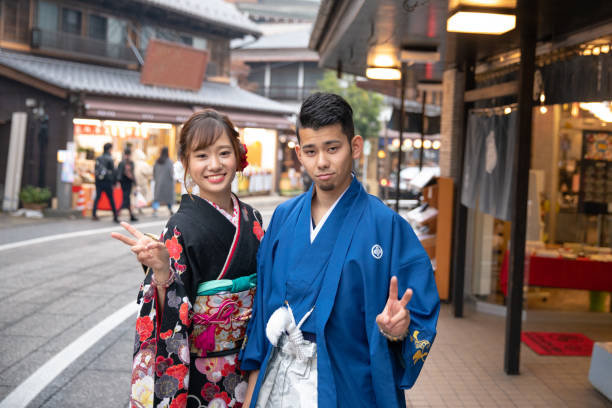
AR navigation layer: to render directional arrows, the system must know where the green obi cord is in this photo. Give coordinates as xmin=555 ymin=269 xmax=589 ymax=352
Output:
xmin=197 ymin=273 xmax=257 ymax=296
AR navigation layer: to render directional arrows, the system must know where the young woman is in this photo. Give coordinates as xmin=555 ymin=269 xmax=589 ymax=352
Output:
xmin=113 ymin=110 xmax=264 ymax=408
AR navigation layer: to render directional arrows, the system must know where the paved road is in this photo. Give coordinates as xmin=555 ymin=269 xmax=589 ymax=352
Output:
xmin=0 ymin=195 xmax=288 ymax=408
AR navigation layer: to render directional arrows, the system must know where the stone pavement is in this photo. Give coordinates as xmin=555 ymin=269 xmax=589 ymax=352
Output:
xmin=406 ymin=305 xmax=612 ymax=407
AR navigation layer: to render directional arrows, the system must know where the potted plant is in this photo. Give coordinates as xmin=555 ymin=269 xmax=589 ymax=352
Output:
xmin=19 ymin=185 xmax=51 ymax=211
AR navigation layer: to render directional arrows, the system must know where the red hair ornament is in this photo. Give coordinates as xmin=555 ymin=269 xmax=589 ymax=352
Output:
xmin=238 ymin=143 xmax=249 ymax=171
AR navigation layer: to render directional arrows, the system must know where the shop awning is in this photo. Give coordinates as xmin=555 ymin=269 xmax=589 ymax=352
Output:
xmin=215 ymin=110 xmax=294 ymax=131
xmin=84 ymin=98 xmax=193 ymax=123
xmin=83 ymin=98 xmax=294 ymax=130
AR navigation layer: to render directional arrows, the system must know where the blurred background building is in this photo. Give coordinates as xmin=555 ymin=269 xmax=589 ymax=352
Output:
xmin=0 ymin=0 xmax=294 ymax=212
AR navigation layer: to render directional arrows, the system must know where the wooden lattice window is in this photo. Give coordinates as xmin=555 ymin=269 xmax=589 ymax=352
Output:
xmin=2 ymin=0 xmax=30 ymax=44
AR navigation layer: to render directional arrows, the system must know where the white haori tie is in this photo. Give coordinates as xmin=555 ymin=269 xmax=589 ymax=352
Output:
xmin=265 ymin=302 xmax=314 ymax=360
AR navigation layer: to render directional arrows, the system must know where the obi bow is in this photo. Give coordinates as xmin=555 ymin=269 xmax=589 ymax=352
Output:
xmin=192 ymin=299 xmax=238 ymax=355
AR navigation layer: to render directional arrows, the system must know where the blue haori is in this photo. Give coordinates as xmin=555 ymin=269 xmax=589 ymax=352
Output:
xmin=240 ymin=177 xmax=441 ymax=408
xmin=283 ymin=179 xmax=358 ymax=335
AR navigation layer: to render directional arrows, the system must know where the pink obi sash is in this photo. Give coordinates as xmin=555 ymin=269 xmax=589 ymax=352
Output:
xmin=189 ymin=287 xmax=255 ymax=357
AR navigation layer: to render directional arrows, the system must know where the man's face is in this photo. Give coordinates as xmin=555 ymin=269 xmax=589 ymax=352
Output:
xmin=296 ymin=123 xmax=362 ymax=193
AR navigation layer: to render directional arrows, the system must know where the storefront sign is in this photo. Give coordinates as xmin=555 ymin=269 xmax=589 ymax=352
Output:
xmin=59 ymin=142 xmax=76 ymax=183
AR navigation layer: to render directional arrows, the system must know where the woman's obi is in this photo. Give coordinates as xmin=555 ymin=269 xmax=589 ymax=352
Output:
xmin=190 ymin=274 xmax=256 ymax=357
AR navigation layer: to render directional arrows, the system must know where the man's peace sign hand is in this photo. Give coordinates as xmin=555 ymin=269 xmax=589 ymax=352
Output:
xmin=376 ymin=276 xmax=413 ymax=338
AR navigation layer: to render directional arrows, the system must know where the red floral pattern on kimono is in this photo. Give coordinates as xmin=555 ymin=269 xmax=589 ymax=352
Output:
xmin=252 ymin=221 xmax=264 ymax=241
xmin=131 ymin=270 xmax=191 ymax=408
xmin=131 ymin=214 xmax=258 ymax=407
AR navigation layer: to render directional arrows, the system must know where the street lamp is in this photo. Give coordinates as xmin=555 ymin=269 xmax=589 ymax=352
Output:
xmin=447 ymin=0 xmax=516 ymax=35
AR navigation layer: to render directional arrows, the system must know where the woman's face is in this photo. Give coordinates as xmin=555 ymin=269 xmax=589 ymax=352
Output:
xmin=187 ymin=131 xmax=237 ymax=199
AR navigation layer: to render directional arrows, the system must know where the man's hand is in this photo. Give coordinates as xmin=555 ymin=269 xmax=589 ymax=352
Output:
xmin=376 ymin=276 xmax=412 ymax=338
xmin=111 ymin=222 xmax=170 ymax=277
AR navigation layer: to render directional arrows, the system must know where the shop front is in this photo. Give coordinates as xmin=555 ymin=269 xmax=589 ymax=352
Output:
xmin=237 ymin=127 xmax=277 ymax=195
xmin=219 ymin=110 xmax=294 ymax=195
xmin=277 ymin=134 xmax=304 ymax=195
xmin=462 ymin=100 xmax=612 ymax=314
xmin=72 ymin=111 xmax=293 ymax=213
xmin=377 ymin=105 xmax=442 ymax=203
xmin=0 ymin=49 xmax=293 ymax=214
xmin=377 ymin=129 xmax=441 ymax=201
xmin=71 ymin=117 xmax=178 ymax=213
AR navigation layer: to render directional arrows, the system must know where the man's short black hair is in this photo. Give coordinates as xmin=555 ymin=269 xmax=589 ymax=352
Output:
xmin=297 ymin=92 xmax=354 ymax=142
xmin=103 ymin=143 xmax=112 ymax=153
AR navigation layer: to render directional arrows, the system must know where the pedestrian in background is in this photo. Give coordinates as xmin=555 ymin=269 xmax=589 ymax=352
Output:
xmin=153 ymin=146 xmax=175 ymax=215
xmin=92 ymin=142 xmax=118 ymax=223
xmin=117 ymin=147 xmax=138 ymax=222
xmin=132 ymin=149 xmax=153 ymax=214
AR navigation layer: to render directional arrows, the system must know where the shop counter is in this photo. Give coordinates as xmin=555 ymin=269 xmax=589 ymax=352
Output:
xmin=500 ymin=252 xmax=612 ymax=296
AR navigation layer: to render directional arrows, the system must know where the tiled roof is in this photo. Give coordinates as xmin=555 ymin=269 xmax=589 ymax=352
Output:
xmin=136 ymin=0 xmax=261 ymax=37
xmin=0 ymin=50 xmax=292 ymax=115
xmin=234 ymin=1 xmax=320 ymax=22
xmin=232 ymin=23 xmax=312 ymax=50
xmin=233 ymin=23 xmax=313 ymax=50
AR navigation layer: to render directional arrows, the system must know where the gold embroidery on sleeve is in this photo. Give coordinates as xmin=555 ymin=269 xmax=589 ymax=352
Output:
xmin=410 ymin=330 xmax=431 ymax=364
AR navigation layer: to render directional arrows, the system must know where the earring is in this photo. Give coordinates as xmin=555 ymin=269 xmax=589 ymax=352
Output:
xmin=185 ymin=174 xmax=195 ymax=192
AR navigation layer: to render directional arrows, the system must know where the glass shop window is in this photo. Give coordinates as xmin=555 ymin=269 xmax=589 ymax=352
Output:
xmin=180 ymin=35 xmax=193 ymax=46
xmin=193 ymin=36 xmax=207 ymax=50
xmin=140 ymin=25 xmax=155 ymax=51
xmin=61 ymin=7 xmax=82 ymax=35
xmin=37 ymin=0 xmax=58 ymax=31
xmin=107 ymin=17 xmax=127 ymax=45
xmin=88 ymin=14 xmax=107 ymax=41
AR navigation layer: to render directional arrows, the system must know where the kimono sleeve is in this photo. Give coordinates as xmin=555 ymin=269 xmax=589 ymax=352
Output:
xmin=391 ymin=215 xmax=440 ymax=389
xmin=131 ymin=221 xmax=192 ymax=408
xmin=163 ymin=224 xmax=190 ymax=284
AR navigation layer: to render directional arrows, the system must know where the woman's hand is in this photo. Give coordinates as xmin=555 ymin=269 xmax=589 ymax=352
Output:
xmin=111 ymin=222 xmax=170 ymax=278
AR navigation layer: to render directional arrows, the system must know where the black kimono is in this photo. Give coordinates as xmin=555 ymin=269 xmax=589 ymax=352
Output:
xmin=130 ymin=194 xmax=264 ymax=408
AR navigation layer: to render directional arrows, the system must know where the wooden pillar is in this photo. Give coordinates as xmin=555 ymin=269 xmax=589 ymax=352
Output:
xmin=504 ymin=0 xmax=538 ymax=375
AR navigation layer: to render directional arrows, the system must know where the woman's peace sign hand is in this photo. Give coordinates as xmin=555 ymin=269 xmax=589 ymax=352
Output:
xmin=376 ymin=276 xmax=413 ymax=338
xmin=111 ymin=222 xmax=170 ymax=276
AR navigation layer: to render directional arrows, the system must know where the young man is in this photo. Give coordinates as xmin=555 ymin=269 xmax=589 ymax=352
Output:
xmin=92 ymin=142 xmax=119 ymax=222
xmin=240 ymin=93 xmax=440 ymax=407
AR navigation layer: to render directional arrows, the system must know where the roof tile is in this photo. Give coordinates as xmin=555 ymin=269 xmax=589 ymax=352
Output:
xmin=0 ymin=50 xmax=292 ymax=115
